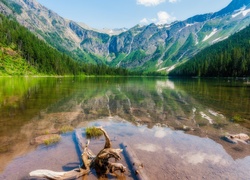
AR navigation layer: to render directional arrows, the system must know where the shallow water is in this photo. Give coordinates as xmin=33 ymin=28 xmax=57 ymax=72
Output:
xmin=0 ymin=77 xmax=249 ymax=179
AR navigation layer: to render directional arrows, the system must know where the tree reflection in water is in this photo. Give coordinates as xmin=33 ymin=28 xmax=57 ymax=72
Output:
xmin=0 ymin=77 xmax=249 ymax=179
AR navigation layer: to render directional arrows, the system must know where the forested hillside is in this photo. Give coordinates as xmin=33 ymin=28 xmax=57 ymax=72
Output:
xmin=0 ymin=14 xmax=129 ymax=76
xmin=2 ymin=0 xmax=250 ymax=73
xmin=169 ymin=25 xmax=250 ymax=77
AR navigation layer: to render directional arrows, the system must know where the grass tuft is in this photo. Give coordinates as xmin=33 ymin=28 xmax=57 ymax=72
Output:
xmin=43 ymin=134 xmax=61 ymax=145
xmin=59 ymin=125 xmax=74 ymax=134
xmin=85 ymin=126 xmax=103 ymax=139
xmin=44 ymin=130 xmax=50 ymax=135
xmin=231 ymin=115 xmax=245 ymax=123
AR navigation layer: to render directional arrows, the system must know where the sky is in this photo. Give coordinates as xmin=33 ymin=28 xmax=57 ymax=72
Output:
xmin=36 ymin=0 xmax=232 ymax=29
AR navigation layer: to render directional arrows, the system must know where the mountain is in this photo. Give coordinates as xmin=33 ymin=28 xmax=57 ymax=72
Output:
xmin=0 ymin=13 xmax=130 ymax=76
xmin=1 ymin=0 xmax=250 ymax=73
xmin=0 ymin=12 xmax=81 ymax=76
xmin=77 ymin=22 xmax=128 ymax=36
xmin=168 ymin=24 xmax=250 ymax=77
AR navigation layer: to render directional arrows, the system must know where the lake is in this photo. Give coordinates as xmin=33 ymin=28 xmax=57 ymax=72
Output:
xmin=0 ymin=77 xmax=249 ymax=179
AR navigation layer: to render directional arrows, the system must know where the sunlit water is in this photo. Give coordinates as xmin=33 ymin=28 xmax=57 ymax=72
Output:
xmin=0 ymin=77 xmax=249 ymax=179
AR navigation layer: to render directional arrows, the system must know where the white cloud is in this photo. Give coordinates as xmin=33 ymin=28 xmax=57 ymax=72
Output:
xmin=137 ymin=0 xmax=177 ymax=6
xmin=169 ymin=0 xmax=178 ymax=3
xmin=140 ymin=18 xmax=149 ymax=25
xmin=137 ymin=0 xmax=165 ymax=6
xmin=150 ymin=18 xmax=157 ymax=23
xmin=140 ymin=11 xmax=175 ymax=26
xmin=157 ymin=11 xmax=176 ymax=25
xmin=139 ymin=17 xmax=157 ymax=25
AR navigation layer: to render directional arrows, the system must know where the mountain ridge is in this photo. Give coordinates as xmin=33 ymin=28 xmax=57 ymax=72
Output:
xmin=169 ymin=23 xmax=250 ymax=77
xmin=1 ymin=0 xmax=250 ymax=73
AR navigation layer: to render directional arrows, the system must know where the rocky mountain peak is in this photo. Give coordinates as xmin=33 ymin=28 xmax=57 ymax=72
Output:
xmin=23 ymin=0 xmax=40 ymax=9
xmin=212 ymin=0 xmax=250 ymax=18
xmin=2 ymin=0 xmax=250 ymax=72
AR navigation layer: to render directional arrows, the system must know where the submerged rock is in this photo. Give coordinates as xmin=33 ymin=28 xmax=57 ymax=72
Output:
xmin=223 ymin=133 xmax=250 ymax=144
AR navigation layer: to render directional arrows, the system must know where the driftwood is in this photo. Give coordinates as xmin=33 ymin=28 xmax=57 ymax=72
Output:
xmin=29 ymin=168 xmax=89 ymax=179
xmin=29 ymin=127 xmax=126 ymax=179
xmin=92 ymin=127 xmax=126 ymax=178
xmin=121 ymin=142 xmax=149 ymax=180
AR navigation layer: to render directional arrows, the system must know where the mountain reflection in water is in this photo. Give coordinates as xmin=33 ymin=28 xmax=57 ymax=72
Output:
xmin=0 ymin=77 xmax=249 ymax=179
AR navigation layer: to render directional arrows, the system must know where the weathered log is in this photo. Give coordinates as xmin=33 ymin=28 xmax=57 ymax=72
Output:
xmin=29 ymin=127 xmax=127 ymax=179
xmin=29 ymin=168 xmax=89 ymax=179
xmin=121 ymin=142 xmax=149 ymax=180
xmin=29 ymin=130 xmax=92 ymax=179
xmin=75 ymin=129 xmax=95 ymax=168
xmin=97 ymin=126 xmax=112 ymax=149
xmin=93 ymin=127 xmax=126 ymax=177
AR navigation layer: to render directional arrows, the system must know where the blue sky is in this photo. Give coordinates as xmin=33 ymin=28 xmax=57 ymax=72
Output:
xmin=36 ymin=0 xmax=231 ymax=29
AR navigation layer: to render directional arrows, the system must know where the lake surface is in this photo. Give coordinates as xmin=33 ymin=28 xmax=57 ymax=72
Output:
xmin=0 ymin=77 xmax=249 ymax=179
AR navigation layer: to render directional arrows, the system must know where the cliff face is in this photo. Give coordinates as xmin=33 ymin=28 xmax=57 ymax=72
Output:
xmin=2 ymin=0 xmax=250 ymax=72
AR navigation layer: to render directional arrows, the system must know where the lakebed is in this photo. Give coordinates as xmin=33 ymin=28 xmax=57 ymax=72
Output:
xmin=0 ymin=77 xmax=250 ymax=179
xmin=1 ymin=117 xmax=250 ymax=180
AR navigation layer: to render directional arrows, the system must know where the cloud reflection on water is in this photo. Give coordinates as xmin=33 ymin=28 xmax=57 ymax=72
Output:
xmin=135 ymin=143 xmax=162 ymax=152
xmin=154 ymin=127 xmax=172 ymax=138
xmin=182 ymin=151 xmax=229 ymax=166
xmin=1 ymin=77 xmax=250 ymax=179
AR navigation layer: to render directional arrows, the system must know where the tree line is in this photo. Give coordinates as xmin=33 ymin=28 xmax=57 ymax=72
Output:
xmin=169 ymin=25 xmax=250 ymax=77
xmin=0 ymin=14 xmax=131 ymax=76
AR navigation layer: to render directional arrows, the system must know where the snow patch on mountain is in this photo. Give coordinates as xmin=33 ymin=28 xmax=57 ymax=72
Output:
xmin=232 ymin=6 xmax=250 ymax=18
xmin=202 ymin=29 xmax=218 ymax=42
xmin=178 ymin=23 xmax=196 ymax=32
xmin=212 ymin=36 xmax=229 ymax=44
xmin=186 ymin=23 xmax=196 ymax=27
xmin=157 ymin=65 xmax=176 ymax=72
xmin=157 ymin=24 xmax=171 ymax=29
xmin=166 ymin=65 xmax=176 ymax=72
